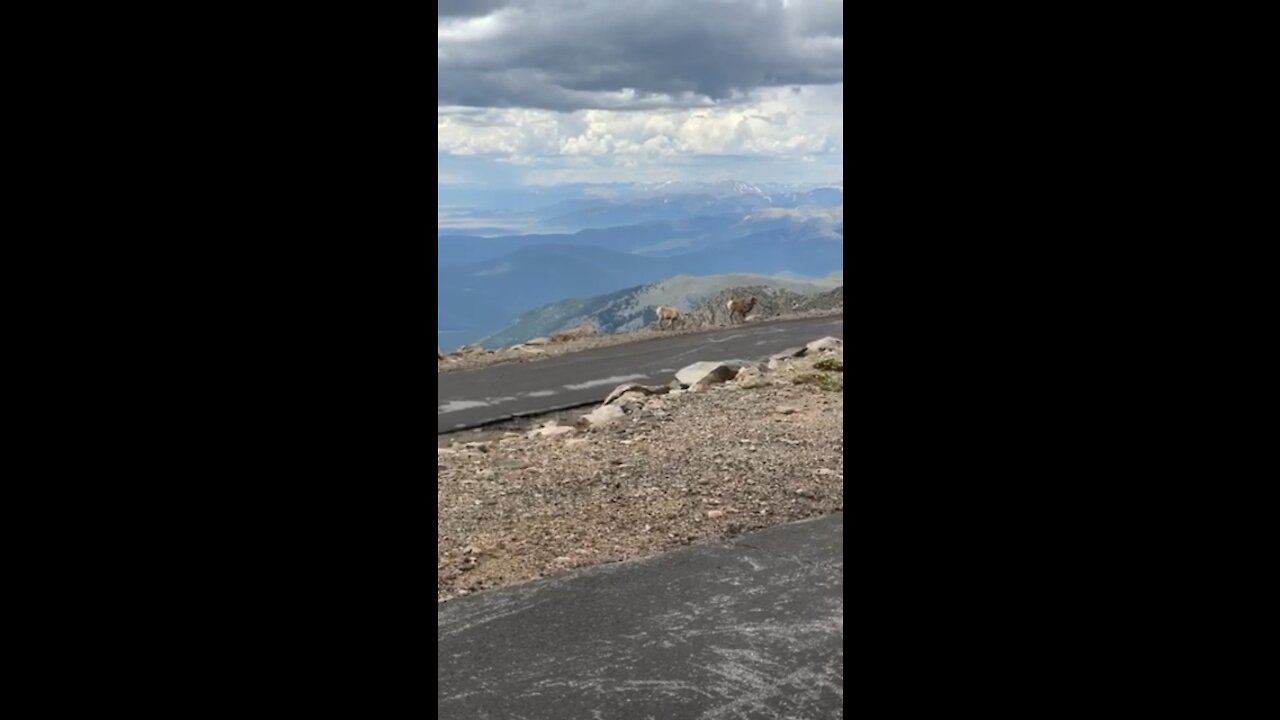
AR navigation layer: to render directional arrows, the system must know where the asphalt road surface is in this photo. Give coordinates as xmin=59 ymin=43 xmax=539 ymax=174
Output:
xmin=438 ymin=314 xmax=843 ymax=433
xmin=438 ymin=513 xmax=844 ymax=719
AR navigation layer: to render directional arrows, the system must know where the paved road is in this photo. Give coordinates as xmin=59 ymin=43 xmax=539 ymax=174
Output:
xmin=438 ymin=315 xmax=843 ymax=433
xmin=438 ymin=513 xmax=844 ymax=719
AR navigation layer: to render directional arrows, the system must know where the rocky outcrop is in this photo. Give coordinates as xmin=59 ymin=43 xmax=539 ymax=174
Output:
xmin=735 ymin=366 xmax=772 ymax=389
xmin=803 ymin=336 xmax=843 ymax=355
xmin=687 ymin=286 xmax=813 ymax=326
xmin=795 ymin=286 xmax=843 ymax=313
xmin=579 ymin=404 xmax=627 ymax=429
xmin=551 ymin=325 xmax=599 ymax=343
xmin=813 ymin=356 xmax=843 ymax=372
xmin=510 ymin=344 xmax=547 ymax=354
xmin=527 ymin=422 xmax=576 ymax=440
xmin=675 ymin=361 xmax=749 ymax=388
xmin=602 ymin=383 xmax=671 ymax=406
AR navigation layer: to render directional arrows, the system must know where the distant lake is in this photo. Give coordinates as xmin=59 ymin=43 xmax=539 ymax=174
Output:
xmin=437 ymin=209 xmax=543 ymax=235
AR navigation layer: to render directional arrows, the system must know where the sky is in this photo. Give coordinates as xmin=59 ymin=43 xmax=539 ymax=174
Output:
xmin=438 ymin=0 xmax=843 ymax=188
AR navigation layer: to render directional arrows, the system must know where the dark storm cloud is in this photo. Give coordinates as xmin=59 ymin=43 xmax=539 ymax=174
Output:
xmin=438 ymin=0 xmax=508 ymax=17
xmin=438 ymin=0 xmax=843 ymax=111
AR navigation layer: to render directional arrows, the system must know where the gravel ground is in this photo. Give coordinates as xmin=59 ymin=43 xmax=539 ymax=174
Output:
xmin=437 ymin=351 xmax=844 ymax=603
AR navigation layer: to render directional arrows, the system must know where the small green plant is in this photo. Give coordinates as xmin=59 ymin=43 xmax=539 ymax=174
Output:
xmin=813 ymin=356 xmax=844 ymax=372
xmin=792 ymin=372 xmax=843 ymax=392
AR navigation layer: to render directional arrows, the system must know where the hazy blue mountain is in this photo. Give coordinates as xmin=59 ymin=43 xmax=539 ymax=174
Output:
xmin=438 ymin=184 xmax=599 ymax=212
xmin=440 ymin=182 xmax=843 ymax=235
xmin=439 ymin=224 xmax=685 ymax=267
xmin=436 ymin=182 xmax=844 ymax=351
xmin=676 ymin=226 xmax=843 ymax=278
xmin=439 ymin=245 xmax=678 ymax=349
xmin=530 ymin=187 xmax=843 ymax=230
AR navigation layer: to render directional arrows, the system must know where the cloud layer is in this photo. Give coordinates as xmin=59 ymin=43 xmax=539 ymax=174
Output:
xmin=439 ymin=83 xmax=841 ymax=165
xmin=438 ymin=0 xmax=843 ymax=111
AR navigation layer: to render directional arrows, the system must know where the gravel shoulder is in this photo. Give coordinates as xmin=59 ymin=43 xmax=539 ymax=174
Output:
xmin=437 ymin=349 xmax=844 ymax=603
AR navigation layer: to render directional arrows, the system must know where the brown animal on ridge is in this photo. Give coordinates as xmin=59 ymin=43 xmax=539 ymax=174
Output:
xmin=726 ymin=297 xmax=757 ymax=324
xmin=655 ymin=306 xmax=684 ymax=330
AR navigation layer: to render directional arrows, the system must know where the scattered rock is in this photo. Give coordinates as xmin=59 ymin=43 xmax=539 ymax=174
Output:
xmin=602 ymin=383 xmax=670 ymax=406
xmin=676 ymin=361 xmax=746 ymax=388
xmin=768 ymin=348 xmax=807 ymax=371
xmin=524 ymin=337 xmax=552 ymax=346
xmin=550 ymin=325 xmax=599 ymax=343
xmin=735 ymin=366 xmax=771 ymax=389
xmin=793 ymin=372 xmax=843 ymax=392
xmin=813 ymin=356 xmax=843 ymax=372
xmin=528 ymin=423 xmax=576 ymax=440
xmin=580 ymin=404 xmax=627 ymax=429
xmin=439 ymin=369 xmax=844 ymax=603
xmin=619 ymin=391 xmax=653 ymax=405
xmin=803 ymin=336 xmax=843 ymax=356
xmin=457 ymin=344 xmax=485 ymax=355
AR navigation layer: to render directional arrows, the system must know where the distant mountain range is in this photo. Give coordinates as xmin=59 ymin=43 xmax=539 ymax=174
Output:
xmin=532 ymin=187 xmax=844 ymax=228
xmin=442 ymin=183 xmax=842 ymax=232
xmin=438 ymin=181 xmax=843 ymax=350
xmin=440 ymin=180 xmax=841 ymax=215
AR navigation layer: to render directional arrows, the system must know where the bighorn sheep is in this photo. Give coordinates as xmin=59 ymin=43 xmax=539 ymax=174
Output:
xmin=655 ymin=306 xmax=684 ymax=330
xmin=726 ymin=297 xmax=757 ymax=324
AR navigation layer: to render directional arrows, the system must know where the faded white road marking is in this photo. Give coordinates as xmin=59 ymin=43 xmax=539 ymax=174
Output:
xmin=438 ymin=400 xmax=488 ymax=414
xmin=564 ymin=373 xmax=648 ymax=391
xmin=565 ymin=371 xmax=650 ymax=389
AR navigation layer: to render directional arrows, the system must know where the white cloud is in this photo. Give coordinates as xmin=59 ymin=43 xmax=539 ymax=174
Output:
xmin=438 ymin=85 xmax=841 ymax=165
